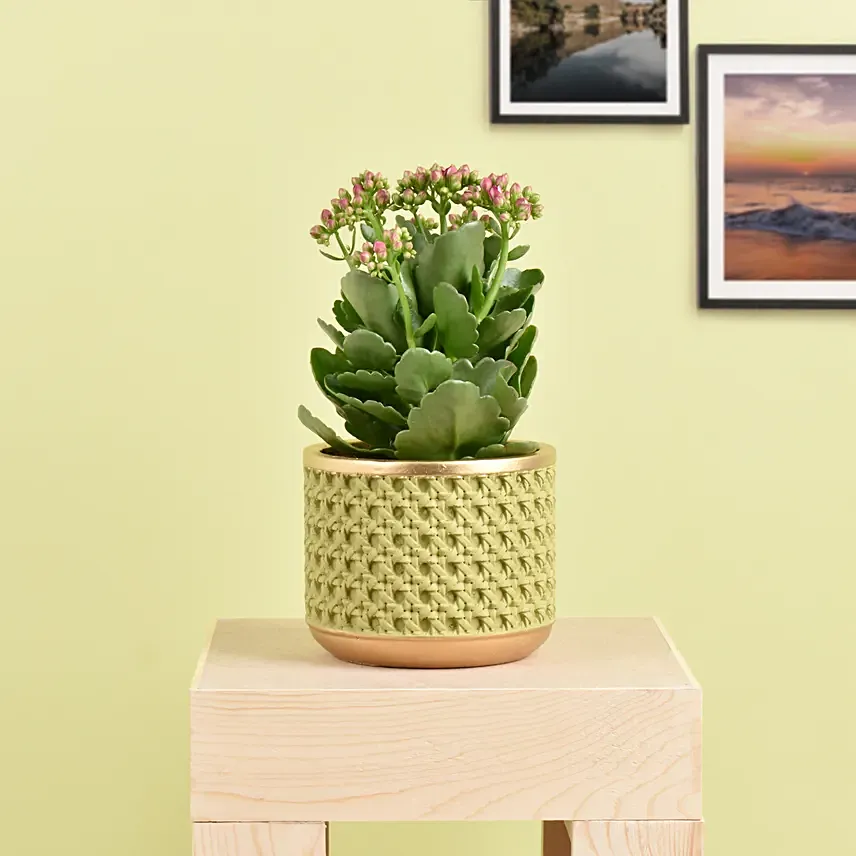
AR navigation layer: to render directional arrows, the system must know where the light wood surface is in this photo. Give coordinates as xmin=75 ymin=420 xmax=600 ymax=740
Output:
xmin=569 ymin=821 xmax=703 ymax=856
xmin=192 ymin=823 xmax=326 ymax=856
xmin=194 ymin=618 xmax=698 ymax=691
xmin=191 ymin=618 xmax=701 ymax=823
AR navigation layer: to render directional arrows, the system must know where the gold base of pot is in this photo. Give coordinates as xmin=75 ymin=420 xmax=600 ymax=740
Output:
xmin=308 ymin=623 xmax=553 ymax=669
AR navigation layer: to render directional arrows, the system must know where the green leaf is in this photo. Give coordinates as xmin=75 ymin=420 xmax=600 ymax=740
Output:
xmin=394 ymin=380 xmax=509 ymax=461
xmin=507 ymin=245 xmax=530 ymax=261
xmin=342 ymin=329 xmax=398 ymax=372
xmin=341 ymin=269 xmax=406 ymax=351
xmin=487 ymin=216 xmax=502 ymax=235
xmin=520 ymin=355 xmax=538 ymax=399
xmin=484 ymin=235 xmax=502 ymax=270
xmin=320 ymin=250 xmax=345 ymax=262
xmin=333 ymin=297 xmax=362 ymax=333
xmin=330 ymin=389 xmax=407 ymax=426
xmin=519 ymin=268 xmax=545 ymax=289
xmin=342 ymin=404 xmax=398 ymax=450
xmin=491 ymin=374 xmax=528 ymax=429
xmin=413 ymin=221 xmax=485 ymax=313
xmin=298 ymin=405 xmax=388 ymax=458
xmin=474 ymin=441 xmax=540 ymax=459
xmin=360 ymin=222 xmax=376 ymax=241
xmin=434 ymin=282 xmax=479 ymax=360
xmin=394 ymin=348 xmax=453 ymax=405
xmin=310 ymin=347 xmax=351 ymax=405
xmin=452 ymin=357 xmax=516 ymax=396
xmin=318 ymin=318 xmax=345 ymax=349
xmin=335 ymin=369 xmax=397 ymax=394
xmin=470 ymin=265 xmax=485 ymax=315
xmin=414 ymin=313 xmax=436 ymax=338
xmin=477 ymin=309 xmax=527 ymax=353
xmin=507 ymin=325 xmax=538 ymax=377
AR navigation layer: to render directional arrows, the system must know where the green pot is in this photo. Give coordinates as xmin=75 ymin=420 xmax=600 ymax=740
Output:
xmin=303 ymin=444 xmax=556 ymax=668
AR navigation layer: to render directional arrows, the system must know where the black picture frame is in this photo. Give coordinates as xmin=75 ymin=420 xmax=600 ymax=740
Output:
xmin=698 ymin=44 xmax=856 ymax=310
xmin=490 ymin=0 xmax=689 ymax=125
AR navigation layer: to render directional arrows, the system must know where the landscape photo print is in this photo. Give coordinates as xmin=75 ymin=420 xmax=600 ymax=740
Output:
xmin=699 ymin=45 xmax=856 ymax=308
xmin=491 ymin=0 xmax=688 ymax=123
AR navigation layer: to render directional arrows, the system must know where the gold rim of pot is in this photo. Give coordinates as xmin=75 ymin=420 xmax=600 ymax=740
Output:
xmin=303 ymin=442 xmax=556 ymax=477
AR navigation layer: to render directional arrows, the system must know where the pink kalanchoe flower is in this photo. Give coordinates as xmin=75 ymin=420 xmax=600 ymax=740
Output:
xmin=489 ymin=185 xmax=505 ymax=206
xmin=481 ymin=177 xmax=493 ymax=192
xmin=430 ymin=168 xmax=442 ymax=183
xmin=359 ymin=251 xmax=372 ymax=265
xmin=376 ymin=189 xmax=390 ymax=206
xmin=373 ymin=240 xmax=387 ymax=259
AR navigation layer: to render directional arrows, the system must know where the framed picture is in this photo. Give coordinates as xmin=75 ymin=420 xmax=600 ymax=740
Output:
xmin=699 ymin=44 xmax=856 ymax=309
xmin=490 ymin=0 xmax=689 ymax=124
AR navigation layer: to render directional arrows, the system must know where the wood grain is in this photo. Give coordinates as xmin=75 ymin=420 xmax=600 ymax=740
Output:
xmin=192 ymin=823 xmax=326 ymax=856
xmin=569 ymin=821 xmax=703 ymax=856
xmin=190 ymin=618 xmax=701 ymax=823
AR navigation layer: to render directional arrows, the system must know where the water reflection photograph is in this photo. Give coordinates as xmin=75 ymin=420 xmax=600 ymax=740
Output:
xmin=699 ymin=45 xmax=856 ymax=308
xmin=490 ymin=0 xmax=687 ymax=123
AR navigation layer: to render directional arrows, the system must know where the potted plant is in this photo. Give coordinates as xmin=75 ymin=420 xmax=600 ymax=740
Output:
xmin=300 ymin=164 xmax=555 ymax=668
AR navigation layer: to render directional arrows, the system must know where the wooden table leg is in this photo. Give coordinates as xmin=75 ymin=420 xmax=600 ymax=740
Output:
xmin=193 ymin=823 xmax=327 ymax=856
xmin=542 ymin=821 xmax=571 ymax=856
xmin=569 ymin=822 xmax=703 ymax=856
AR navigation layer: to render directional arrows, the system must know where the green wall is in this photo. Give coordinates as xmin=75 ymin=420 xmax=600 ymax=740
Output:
xmin=2 ymin=1 xmax=854 ymax=854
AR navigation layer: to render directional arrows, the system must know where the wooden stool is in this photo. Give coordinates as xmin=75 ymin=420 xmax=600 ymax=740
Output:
xmin=191 ymin=618 xmax=702 ymax=856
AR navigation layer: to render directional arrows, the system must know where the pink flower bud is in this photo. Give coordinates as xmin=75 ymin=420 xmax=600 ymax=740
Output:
xmin=338 ymin=197 xmax=349 ymax=210
xmin=402 ymin=189 xmax=415 ymax=204
xmin=489 ymin=186 xmax=504 ymax=206
xmin=498 ymin=173 xmax=509 ymax=188
xmin=510 ymin=183 xmax=521 ymax=196
xmin=481 ymin=177 xmax=493 ymax=192
xmin=499 ymin=212 xmax=511 ymax=222
xmin=516 ymin=199 xmax=532 ymax=219
xmin=310 ymin=225 xmax=323 ymax=239
xmin=321 ymin=208 xmax=333 ymax=220
xmin=444 ymin=164 xmax=457 ymax=177
xmin=359 ymin=251 xmax=372 ymax=265
xmin=430 ymin=169 xmax=442 ymax=183
xmin=373 ymin=240 xmax=387 ymax=259
xmin=376 ymin=189 xmax=390 ymax=206
xmin=338 ymin=188 xmax=350 ymax=199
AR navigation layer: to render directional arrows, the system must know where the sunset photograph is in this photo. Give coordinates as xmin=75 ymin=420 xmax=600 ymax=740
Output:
xmin=723 ymin=72 xmax=856 ymax=282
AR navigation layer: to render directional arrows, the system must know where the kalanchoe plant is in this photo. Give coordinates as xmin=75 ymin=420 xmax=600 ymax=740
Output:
xmin=300 ymin=163 xmax=544 ymax=461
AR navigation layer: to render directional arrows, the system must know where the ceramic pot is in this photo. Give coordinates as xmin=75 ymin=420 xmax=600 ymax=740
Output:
xmin=303 ymin=443 xmax=556 ymax=668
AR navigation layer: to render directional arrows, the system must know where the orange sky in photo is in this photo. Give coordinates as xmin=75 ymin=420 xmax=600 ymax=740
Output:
xmin=725 ymin=74 xmax=856 ymax=178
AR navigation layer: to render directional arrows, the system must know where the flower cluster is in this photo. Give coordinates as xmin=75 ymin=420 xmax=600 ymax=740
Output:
xmin=351 ymin=226 xmax=414 ymax=276
xmin=460 ymin=173 xmax=544 ymax=232
xmin=311 ymin=164 xmax=543 ymax=247
xmin=309 ymin=170 xmax=391 ymax=246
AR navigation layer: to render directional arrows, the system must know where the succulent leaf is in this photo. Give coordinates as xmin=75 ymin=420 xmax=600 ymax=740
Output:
xmin=491 ymin=374 xmax=528 ymax=430
xmin=452 ymin=357 xmax=516 ymax=396
xmin=394 ymin=348 xmax=453 ymax=405
xmin=333 ymin=297 xmax=362 ymax=333
xmin=434 ymin=282 xmax=479 ymax=360
xmin=470 ymin=265 xmax=485 ymax=315
xmin=342 ymin=404 xmax=399 ymax=449
xmin=507 ymin=325 xmax=538 ymax=378
xmin=477 ymin=308 xmax=527 ymax=353
xmin=474 ymin=440 xmax=540 ymax=459
xmin=311 ymin=347 xmax=351 ymax=406
xmin=413 ymin=313 xmax=436 ymax=338
xmin=414 ymin=221 xmax=485 ymax=313
xmin=520 ymin=355 xmax=538 ymax=399
xmin=335 ymin=369 xmax=397 ymax=394
xmin=298 ymin=405 xmax=391 ymax=458
xmin=342 ymin=329 xmax=398 ymax=372
xmin=484 ymin=234 xmax=502 ymax=270
xmin=394 ymin=380 xmax=509 ymax=461
xmin=330 ymin=390 xmax=408 ymax=427
xmin=507 ymin=245 xmax=530 ymax=261
xmin=341 ymin=269 xmax=407 ymax=351
xmin=317 ymin=318 xmax=345 ymax=349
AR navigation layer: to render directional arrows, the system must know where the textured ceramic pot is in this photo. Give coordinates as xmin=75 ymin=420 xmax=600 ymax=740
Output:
xmin=303 ymin=443 xmax=556 ymax=668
